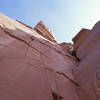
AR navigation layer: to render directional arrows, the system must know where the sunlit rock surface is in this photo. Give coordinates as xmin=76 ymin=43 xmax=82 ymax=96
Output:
xmin=0 ymin=13 xmax=100 ymax=100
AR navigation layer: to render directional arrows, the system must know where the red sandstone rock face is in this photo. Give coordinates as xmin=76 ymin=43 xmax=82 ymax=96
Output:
xmin=72 ymin=28 xmax=90 ymax=50
xmin=0 ymin=13 xmax=79 ymax=100
xmin=34 ymin=21 xmax=57 ymax=43
xmin=73 ymin=21 xmax=100 ymax=100
xmin=0 ymin=12 xmax=100 ymax=100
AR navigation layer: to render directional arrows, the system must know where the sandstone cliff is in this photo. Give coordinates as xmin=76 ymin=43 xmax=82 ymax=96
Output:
xmin=0 ymin=13 xmax=100 ymax=100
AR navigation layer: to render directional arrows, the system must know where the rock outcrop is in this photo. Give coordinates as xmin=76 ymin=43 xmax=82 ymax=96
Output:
xmin=0 ymin=13 xmax=100 ymax=100
xmin=72 ymin=21 xmax=100 ymax=100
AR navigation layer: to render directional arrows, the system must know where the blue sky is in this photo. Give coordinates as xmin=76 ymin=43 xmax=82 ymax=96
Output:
xmin=0 ymin=0 xmax=100 ymax=43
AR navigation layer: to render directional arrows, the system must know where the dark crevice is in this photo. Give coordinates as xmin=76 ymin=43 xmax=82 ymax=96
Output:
xmin=68 ymin=50 xmax=80 ymax=62
xmin=52 ymin=92 xmax=64 ymax=100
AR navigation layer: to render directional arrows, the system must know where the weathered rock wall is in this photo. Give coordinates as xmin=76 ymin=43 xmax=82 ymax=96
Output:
xmin=0 ymin=13 xmax=79 ymax=100
xmin=1 ymin=12 xmax=100 ymax=100
xmin=73 ymin=21 xmax=100 ymax=100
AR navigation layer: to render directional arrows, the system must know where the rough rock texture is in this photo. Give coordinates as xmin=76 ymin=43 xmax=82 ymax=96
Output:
xmin=73 ymin=21 xmax=100 ymax=100
xmin=0 ymin=13 xmax=79 ymax=100
xmin=0 ymin=13 xmax=100 ymax=100
xmin=34 ymin=21 xmax=57 ymax=43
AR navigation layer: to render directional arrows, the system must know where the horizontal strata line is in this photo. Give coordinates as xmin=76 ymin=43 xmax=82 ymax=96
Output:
xmin=1 ymin=27 xmax=63 ymax=67
xmin=35 ymin=39 xmax=75 ymax=60
xmin=1 ymin=25 xmax=75 ymax=61
xmin=1 ymin=26 xmax=75 ymax=61
xmin=1 ymin=27 xmax=79 ymax=86
xmin=1 ymin=27 xmax=40 ymax=52
xmin=0 ymin=27 xmax=63 ymax=64
xmin=28 ymin=62 xmax=79 ymax=86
